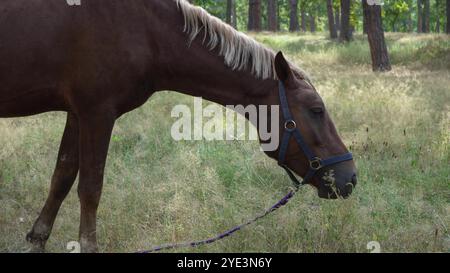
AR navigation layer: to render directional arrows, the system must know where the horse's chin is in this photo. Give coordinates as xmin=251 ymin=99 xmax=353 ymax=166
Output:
xmin=317 ymin=188 xmax=339 ymax=199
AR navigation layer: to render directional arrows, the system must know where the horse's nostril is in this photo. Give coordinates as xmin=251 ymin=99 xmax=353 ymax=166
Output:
xmin=351 ymin=174 xmax=357 ymax=186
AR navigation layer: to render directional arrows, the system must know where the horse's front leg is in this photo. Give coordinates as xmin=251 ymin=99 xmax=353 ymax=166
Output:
xmin=27 ymin=113 xmax=79 ymax=252
xmin=77 ymin=112 xmax=115 ymax=253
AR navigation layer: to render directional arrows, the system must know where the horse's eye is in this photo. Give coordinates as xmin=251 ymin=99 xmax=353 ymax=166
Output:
xmin=310 ymin=107 xmax=324 ymax=115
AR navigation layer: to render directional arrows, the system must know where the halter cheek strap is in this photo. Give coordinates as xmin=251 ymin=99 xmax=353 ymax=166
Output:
xmin=277 ymin=81 xmax=353 ymax=188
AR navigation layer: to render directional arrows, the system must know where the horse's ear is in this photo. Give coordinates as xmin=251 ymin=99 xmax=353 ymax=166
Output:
xmin=274 ymin=52 xmax=294 ymax=85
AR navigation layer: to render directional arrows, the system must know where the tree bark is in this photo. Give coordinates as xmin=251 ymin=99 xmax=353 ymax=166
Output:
xmin=335 ymin=6 xmax=341 ymax=31
xmin=436 ymin=0 xmax=441 ymax=33
xmin=248 ymin=0 xmax=262 ymax=31
xmin=424 ymin=0 xmax=430 ymax=33
xmin=418 ymin=0 xmax=423 ymax=33
xmin=289 ymin=0 xmax=300 ymax=32
xmin=363 ymin=0 xmax=391 ymax=72
xmin=232 ymin=0 xmax=237 ymax=29
xmin=226 ymin=0 xmax=232 ymax=26
xmin=340 ymin=0 xmax=352 ymax=41
xmin=310 ymin=14 xmax=316 ymax=32
xmin=277 ymin=1 xmax=281 ymax=30
xmin=407 ymin=3 xmax=413 ymax=32
xmin=327 ymin=0 xmax=338 ymax=38
xmin=446 ymin=0 xmax=450 ymax=34
xmin=267 ymin=0 xmax=278 ymax=32
xmin=301 ymin=8 xmax=307 ymax=32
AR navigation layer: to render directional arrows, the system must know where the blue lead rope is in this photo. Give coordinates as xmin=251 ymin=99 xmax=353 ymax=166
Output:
xmin=137 ymin=81 xmax=353 ymax=253
xmin=137 ymin=188 xmax=300 ymax=253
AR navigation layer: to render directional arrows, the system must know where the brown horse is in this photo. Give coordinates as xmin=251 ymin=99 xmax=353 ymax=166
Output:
xmin=0 ymin=0 xmax=357 ymax=252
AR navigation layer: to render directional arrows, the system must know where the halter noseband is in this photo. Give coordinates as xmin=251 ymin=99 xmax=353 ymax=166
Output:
xmin=277 ymin=81 xmax=353 ymax=188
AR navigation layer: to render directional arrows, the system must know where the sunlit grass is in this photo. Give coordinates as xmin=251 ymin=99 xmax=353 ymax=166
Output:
xmin=255 ymin=32 xmax=450 ymax=70
xmin=0 ymin=33 xmax=449 ymax=253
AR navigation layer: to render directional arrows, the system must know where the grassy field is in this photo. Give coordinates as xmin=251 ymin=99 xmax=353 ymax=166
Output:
xmin=0 ymin=33 xmax=449 ymax=253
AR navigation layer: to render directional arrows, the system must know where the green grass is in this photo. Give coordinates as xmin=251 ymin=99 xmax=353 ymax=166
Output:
xmin=0 ymin=33 xmax=449 ymax=253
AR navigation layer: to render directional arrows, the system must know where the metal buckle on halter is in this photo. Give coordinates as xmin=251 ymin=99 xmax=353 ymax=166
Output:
xmin=309 ymin=157 xmax=322 ymax=170
xmin=284 ymin=120 xmax=297 ymax=132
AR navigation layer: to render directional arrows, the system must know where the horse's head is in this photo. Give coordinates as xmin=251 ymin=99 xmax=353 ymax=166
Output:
xmin=265 ymin=52 xmax=357 ymax=199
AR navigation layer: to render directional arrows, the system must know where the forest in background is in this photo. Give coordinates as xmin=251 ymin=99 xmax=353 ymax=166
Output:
xmin=188 ymin=0 xmax=450 ymax=35
xmin=187 ymin=0 xmax=450 ymax=72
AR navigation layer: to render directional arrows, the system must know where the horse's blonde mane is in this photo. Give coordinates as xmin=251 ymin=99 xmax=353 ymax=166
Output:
xmin=175 ymin=0 xmax=279 ymax=79
xmin=175 ymin=0 xmax=310 ymax=81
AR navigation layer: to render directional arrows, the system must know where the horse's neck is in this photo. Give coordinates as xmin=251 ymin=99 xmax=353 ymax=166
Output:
xmin=154 ymin=45 xmax=276 ymax=107
xmin=151 ymin=1 xmax=276 ymax=107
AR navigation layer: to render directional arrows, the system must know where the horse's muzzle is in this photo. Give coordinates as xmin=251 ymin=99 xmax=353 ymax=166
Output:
xmin=318 ymin=173 xmax=357 ymax=199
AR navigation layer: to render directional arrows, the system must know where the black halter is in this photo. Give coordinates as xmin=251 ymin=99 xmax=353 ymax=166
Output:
xmin=277 ymin=81 xmax=353 ymax=188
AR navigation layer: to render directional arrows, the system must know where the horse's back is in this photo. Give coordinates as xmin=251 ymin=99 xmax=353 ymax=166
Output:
xmin=0 ymin=1 xmax=74 ymax=100
xmin=0 ymin=0 xmax=162 ymax=117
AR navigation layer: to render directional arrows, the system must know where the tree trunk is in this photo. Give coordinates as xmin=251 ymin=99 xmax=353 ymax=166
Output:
xmin=446 ymin=0 xmax=450 ymax=34
xmin=310 ymin=14 xmax=316 ymax=33
xmin=392 ymin=13 xmax=399 ymax=32
xmin=335 ymin=6 xmax=341 ymax=31
xmin=340 ymin=0 xmax=352 ymax=42
xmin=363 ymin=1 xmax=391 ymax=72
xmin=277 ymin=2 xmax=281 ymax=30
xmin=226 ymin=0 xmax=232 ymax=26
xmin=362 ymin=0 xmax=369 ymax=34
xmin=267 ymin=0 xmax=278 ymax=32
xmin=436 ymin=0 xmax=441 ymax=33
xmin=407 ymin=3 xmax=413 ymax=32
xmin=424 ymin=0 xmax=430 ymax=33
xmin=289 ymin=0 xmax=300 ymax=32
xmin=327 ymin=0 xmax=338 ymax=38
xmin=248 ymin=0 xmax=262 ymax=31
xmin=301 ymin=9 xmax=307 ymax=32
xmin=418 ymin=0 xmax=423 ymax=33
xmin=232 ymin=0 xmax=237 ymax=29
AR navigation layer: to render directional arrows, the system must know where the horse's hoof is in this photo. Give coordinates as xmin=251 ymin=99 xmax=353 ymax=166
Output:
xmin=26 ymin=231 xmax=47 ymax=252
xmin=23 ymin=246 xmax=46 ymax=253
xmin=81 ymin=244 xmax=99 ymax=253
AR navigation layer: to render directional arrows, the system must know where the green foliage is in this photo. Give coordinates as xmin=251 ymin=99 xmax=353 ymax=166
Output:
xmin=192 ymin=0 xmax=447 ymax=33
xmin=192 ymin=0 xmax=227 ymax=18
xmin=383 ymin=0 xmax=411 ymax=32
xmin=350 ymin=0 xmax=362 ymax=30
